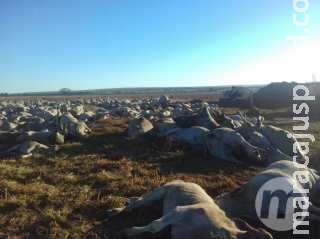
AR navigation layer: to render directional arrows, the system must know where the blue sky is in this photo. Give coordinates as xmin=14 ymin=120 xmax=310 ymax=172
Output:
xmin=0 ymin=0 xmax=319 ymax=93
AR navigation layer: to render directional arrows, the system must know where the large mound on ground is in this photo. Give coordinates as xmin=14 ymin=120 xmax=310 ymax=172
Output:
xmin=254 ymin=82 xmax=320 ymax=118
xmin=253 ymin=82 xmax=296 ymax=109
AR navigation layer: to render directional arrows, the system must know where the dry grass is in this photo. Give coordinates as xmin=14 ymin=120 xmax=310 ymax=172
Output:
xmin=0 ymin=109 xmax=319 ymax=239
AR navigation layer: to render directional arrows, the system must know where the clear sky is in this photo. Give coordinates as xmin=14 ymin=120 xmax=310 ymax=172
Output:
xmin=0 ymin=0 xmax=319 ymax=93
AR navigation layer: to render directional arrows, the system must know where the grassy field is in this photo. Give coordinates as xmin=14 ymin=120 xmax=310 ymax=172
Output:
xmin=0 ymin=108 xmax=319 ymax=239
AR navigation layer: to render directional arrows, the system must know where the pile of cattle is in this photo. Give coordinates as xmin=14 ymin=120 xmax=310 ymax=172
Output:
xmin=0 ymin=95 xmax=317 ymax=238
xmin=0 ymin=94 xmax=304 ymax=163
xmin=126 ymin=97 xmax=305 ymax=166
xmin=0 ymin=99 xmax=96 ymax=157
xmin=106 ymin=97 xmax=317 ymax=238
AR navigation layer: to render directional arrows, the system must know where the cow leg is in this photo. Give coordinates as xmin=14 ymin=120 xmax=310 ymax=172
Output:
xmin=126 ymin=185 xmax=168 ymax=211
xmin=124 ymin=209 xmax=179 ymax=236
xmin=106 ymin=186 xmax=167 ymax=218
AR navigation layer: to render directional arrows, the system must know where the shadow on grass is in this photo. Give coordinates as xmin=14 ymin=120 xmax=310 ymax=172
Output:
xmin=84 ymin=203 xmax=169 ymax=239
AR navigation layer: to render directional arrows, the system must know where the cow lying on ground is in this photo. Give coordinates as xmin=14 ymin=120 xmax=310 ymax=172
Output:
xmin=173 ymin=106 xmax=220 ymax=130
xmin=237 ymin=122 xmax=292 ymax=163
xmin=260 ymin=124 xmax=306 ymax=161
xmin=17 ymin=130 xmax=65 ymax=145
xmin=108 ymin=180 xmax=273 ymax=239
xmin=217 ymin=160 xmax=320 ymax=222
xmin=127 ymin=117 xmax=154 ymax=140
xmin=1 ymin=140 xmax=49 ymax=158
xmin=205 ymin=128 xmax=264 ymax=165
xmin=57 ymin=112 xmax=91 ymax=138
xmin=165 ymin=126 xmax=210 ymax=151
xmin=237 ymin=116 xmax=306 ymax=162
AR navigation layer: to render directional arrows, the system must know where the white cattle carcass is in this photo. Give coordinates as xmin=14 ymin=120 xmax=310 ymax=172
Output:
xmin=110 ymin=180 xmax=272 ymax=239
xmin=2 ymin=140 xmax=49 ymax=158
xmin=127 ymin=117 xmax=154 ymax=139
xmin=205 ymin=128 xmax=263 ymax=164
xmin=58 ymin=113 xmax=91 ymax=138
xmin=174 ymin=106 xmax=220 ymax=130
xmin=261 ymin=125 xmax=306 ymax=161
xmin=237 ymin=122 xmax=292 ymax=163
xmin=217 ymin=160 xmax=320 ymax=222
xmin=166 ymin=126 xmax=210 ymax=151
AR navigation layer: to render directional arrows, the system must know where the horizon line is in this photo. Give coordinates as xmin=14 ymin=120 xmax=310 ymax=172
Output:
xmin=2 ymin=84 xmax=268 ymax=96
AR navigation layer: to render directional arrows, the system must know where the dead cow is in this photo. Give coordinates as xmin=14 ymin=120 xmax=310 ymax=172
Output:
xmin=165 ymin=126 xmax=210 ymax=151
xmin=173 ymin=106 xmax=220 ymax=130
xmin=127 ymin=117 xmax=154 ymax=139
xmin=109 ymin=180 xmax=273 ymax=239
xmin=2 ymin=140 xmax=49 ymax=158
xmin=58 ymin=113 xmax=91 ymax=138
xmin=205 ymin=127 xmax=263 ymax=164
xmin=217 ymin=160 xmax=320 ymax=222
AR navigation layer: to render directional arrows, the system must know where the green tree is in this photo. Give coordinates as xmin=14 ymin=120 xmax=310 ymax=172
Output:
xmin=60 ymin=88 xmax=72 ymax=95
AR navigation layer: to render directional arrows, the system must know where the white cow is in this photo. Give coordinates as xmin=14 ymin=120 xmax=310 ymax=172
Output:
xmin=205 ymin=128 xmax=263 ymax=164
xmin=173 ymin=106 xmax=220 ymax=130
xmin=110 ymin=180 xmax=272 ymax=239
xmin=217 ymin=160 xmax=320 ymax=222
xmin=166 ymin=126 xmax=210 ymax=150
xmin=261 ymin=125 xmax=306 ymax=161
xmin=127 ymin=117 xmax=154 ymax=139
xmin=58 ymin=113 xmax=91 ymax=138
xmin=238 ymin=122 xmax=292 ymax=163
xmin=2 ymin=140 xmax=49 ymax=158
xmin=17 ymin=131 xmax=65 ymax=145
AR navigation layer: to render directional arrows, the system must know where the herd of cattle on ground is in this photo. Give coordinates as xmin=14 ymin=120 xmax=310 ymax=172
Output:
xmin=0 ymin=93 xmax=318 ymax=238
